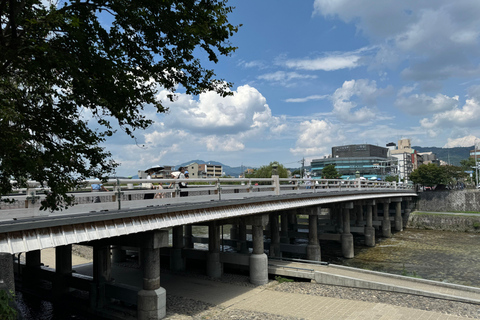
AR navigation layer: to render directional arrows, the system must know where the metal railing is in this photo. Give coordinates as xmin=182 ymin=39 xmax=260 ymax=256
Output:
xmin=0 ymin=177 xmax=414 ymax=221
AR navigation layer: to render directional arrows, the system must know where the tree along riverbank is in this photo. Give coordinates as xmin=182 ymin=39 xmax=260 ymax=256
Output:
xmin=408 ymin=211 xmax=480 ymax=232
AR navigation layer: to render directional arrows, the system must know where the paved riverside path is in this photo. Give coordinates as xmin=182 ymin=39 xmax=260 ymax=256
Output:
xmin=268 ymin=260 xmax=480 ymax=304
xmin=72 ymin=260 xmax=480 ymax=319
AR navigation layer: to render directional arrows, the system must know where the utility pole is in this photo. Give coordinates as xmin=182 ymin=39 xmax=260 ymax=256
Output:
xmin=301 ymin=158 xmax=305 ymax=178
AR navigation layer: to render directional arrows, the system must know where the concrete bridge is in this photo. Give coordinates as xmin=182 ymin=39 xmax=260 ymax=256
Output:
xmin=0 ymin=177 xmax=416 ymax=319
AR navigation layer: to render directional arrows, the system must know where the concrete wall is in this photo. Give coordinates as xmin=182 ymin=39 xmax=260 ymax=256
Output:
xmin=416 ymin=190 xmax=480 ymax=212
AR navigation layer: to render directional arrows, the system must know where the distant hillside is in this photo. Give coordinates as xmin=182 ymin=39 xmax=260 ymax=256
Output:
xmin=413 ymin=146 xmax=472 ymax=166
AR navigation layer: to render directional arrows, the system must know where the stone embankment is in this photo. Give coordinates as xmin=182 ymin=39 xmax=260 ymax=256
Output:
xmin=410 ymin=190 xmax=480 ymax=232
xmin=408 ymin=212 xmax=480 ymax=232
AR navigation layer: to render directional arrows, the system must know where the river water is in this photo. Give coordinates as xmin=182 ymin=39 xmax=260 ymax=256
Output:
xmin=327 ymin=228 xmax=480 ymax=288
xmin=14 ymin=228 xmax=480 ymax=318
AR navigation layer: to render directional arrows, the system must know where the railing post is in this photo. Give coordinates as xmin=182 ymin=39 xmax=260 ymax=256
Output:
xmin=394 ymin=181 xmax=397 ymax=190
xmin=115 ymin=178 xmax=123 ymax=210
xmin=217 ymin=179 xmax=222 ymax=200
xmin=272 ymin=175 xmax=280 ymax=195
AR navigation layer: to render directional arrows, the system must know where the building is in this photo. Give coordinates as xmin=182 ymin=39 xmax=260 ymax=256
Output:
xmin=138 ymin=165 xmax=175 ymax=179
xmin=184 ymin=162 xmax=223 ymax=178
xmin=417 ymin=152 xmax=440 ymax=166
xmin=389 ymin=139 xmax=419 ymax=182
xmin=311 ymin=144 xmax=397 ymax=180
xmin=199 ymin=163 xmax=223 ymax=178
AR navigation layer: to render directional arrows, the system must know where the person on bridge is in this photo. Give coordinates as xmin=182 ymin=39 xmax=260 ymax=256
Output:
xmin=91 ymin=183 xmax=107 ymax=203
xmin=179 ymin=167 xmax=188 ymax=197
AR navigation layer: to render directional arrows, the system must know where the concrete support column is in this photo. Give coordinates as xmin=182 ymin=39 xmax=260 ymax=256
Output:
xmin=23 ymin=250 xmax=41 ymax=289
xmin=280 ymin=212 xmax=289 ymax=244
xmin=53 ymin=245 xmax=72 ymax=300
xmin=269 ymin=213 xmax=281 ymax=258
xmin=373 ymin=203 xmax=379 ymax=229
xmin=382 ymin=202 xmax=392 ymax=238
xmin=394 ymin=199 xmax=403 ymax=231
xmin=307 ymin=207 xmax=321 ymax=261
xmin=237 ymin=220 xmax=249 ymax=254
xmin=355 ymin=204 xmax=363 ymax=227
xmin=112 ymin=246 xmax=127 ymax=263
xmin=137 ymin=230 xmax=168 ymax=320
xmin=207 ymin=221 xmax=222 ymax=278
xmin=184 ymin=225 xmax=194 ymax=249
xmin=341 ymin=203 xmax=354 ymax=259
xmin=364 ymin=201 xmax=375 ymax=247
xmin=288 ymin=211 xmax=297 ymax=244
xmin=403 ymin=199 xmax=412 ymax=228
xmin=171 ymin=226 xmax=185 ymax=272
xmin=0 ymin=253 xmax=14 ymax=293
xmin=249 ymin=214 xmax=268 ymax=285
xmin=91 ymin=244 xmax=112 ymax=309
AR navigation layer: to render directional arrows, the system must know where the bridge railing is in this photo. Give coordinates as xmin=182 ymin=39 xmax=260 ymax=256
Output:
xmin=0 ymin=177 xmax=414 ymax=221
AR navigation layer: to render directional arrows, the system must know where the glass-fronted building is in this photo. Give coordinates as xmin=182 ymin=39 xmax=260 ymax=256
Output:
xmin=311 ymin=144 xmax=397 ymax=180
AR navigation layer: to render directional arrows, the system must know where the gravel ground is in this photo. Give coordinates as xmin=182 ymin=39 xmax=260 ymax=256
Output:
xmin=162 ymin=273 xmax=480 ymax=320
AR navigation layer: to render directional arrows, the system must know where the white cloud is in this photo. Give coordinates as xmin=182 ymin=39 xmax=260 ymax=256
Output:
xmin=443 ymin=135 xmax=478 ymax=148
xmin=203 ymin=136 xmax=245 ymax=152
xmin=283 ymin=55 xmax=361 ymax=71
xmin=290 ymin=119 xmax=345 ymax=156
xmin=156 ymin=85 xmax=276 ymax=134
xmin=331 ymin=79 xmax=390 ymax=123
xmin=420 ymin=98 xmax=480 ymax=130
xmin=395 ymin=93 xmax=459 ymax=115
xmin=257 ymin=71 xmax=317 ymax=87
xmin=285 ymin=95 xmax=329 ymax=103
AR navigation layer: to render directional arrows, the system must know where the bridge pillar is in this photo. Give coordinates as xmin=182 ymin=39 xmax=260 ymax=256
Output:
xmin=53 ymin=244 xmax=72 ymax=301
xmin=23 ymin=250 xmax=41 ymax=289
xmin=91 ymin=244 xmax=112 ymax=309
xmin=373 ymin=203 xmax=379 ymax=229
xmin=138 ymin=230 xmax=168 ymax=320
xmin=0 ymin=252 xmax=15 ymax=294
xmin=237 ymin=220 xmax=249 ymax=254
xmin=392 ymin=198 xmax=403 ymax=232
xmin=207 ymin=221 xmax=222 ymax=278
xmin=248 ymin=214 xmax=269 ymax=285
xmin=280 ymin=212 xmax=289 ymax=244
xmin=382 ymin=201 xmax=392 ymax=238
xmin=184 ymin=225 xmax=194 ymax=249
xmin=341 ymin=202 xmax=354 ymax=259
xmin=171 ymin=226 xmax=185 ymax=272
xmin=364 ymin=200 xmax=375 ymax=247
xmin=355 ymin=204 xmax=363 ymax=227
xmin=307 ymin=207 xmax=321 ymax=261
xmin=288 ymin=210 xmax=297 ymax=244
xmin=269 ymin=213 xmax=281 ymax=258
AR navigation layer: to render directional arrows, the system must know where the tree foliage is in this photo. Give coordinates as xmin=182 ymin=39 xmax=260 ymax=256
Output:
xmin=246 ymin=162 xmax=289 ymax=179
xmin=321 ymin=164 xmax=339 ymax=179
xmin=410 ymin=163 xmax=466 ymax=188
xmin=1 ymin=0 xmax=239 ymax=210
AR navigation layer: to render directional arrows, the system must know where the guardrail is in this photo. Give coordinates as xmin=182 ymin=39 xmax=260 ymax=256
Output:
xmin=0 ymin=177 xmax=414 ymax=221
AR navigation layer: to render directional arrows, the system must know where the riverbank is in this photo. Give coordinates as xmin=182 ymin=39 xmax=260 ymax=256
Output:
xmin=408 ymin=211 xmax=480 ymax=232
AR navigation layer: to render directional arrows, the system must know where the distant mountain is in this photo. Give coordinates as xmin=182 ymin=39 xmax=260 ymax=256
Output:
xmin=413 ymin=146 xmax=472 ymax=166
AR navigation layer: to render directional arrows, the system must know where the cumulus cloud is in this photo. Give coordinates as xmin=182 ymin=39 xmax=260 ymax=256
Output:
xmin=331 ymin=79 xmax=391 ymax=123
xmin=443 ymin=135 xmax=478 ymax=148
xmin=156 ymin=85 xmax=276 ymax=135
xmin=395 ymin=93 xmax=459 ymax=115
xmin=313 ymin=0 xmax=480 ymax=82
xmin=290 ymin=119 xmax=345 ymax=156
xmin=420 ymin=98 xmax=480 ymax=130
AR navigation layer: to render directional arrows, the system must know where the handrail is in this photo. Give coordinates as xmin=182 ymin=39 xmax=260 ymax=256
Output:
xmin=0 ymin=177 xmax=415 ymax=221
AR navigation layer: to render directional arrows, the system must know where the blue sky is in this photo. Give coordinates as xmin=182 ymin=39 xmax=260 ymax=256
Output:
xmin=103 ymin=0 xmax=480 ymax=176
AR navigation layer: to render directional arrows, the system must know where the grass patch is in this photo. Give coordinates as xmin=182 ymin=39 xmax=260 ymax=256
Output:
xmin=275 ymin=276 xmax=294 ymax=283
